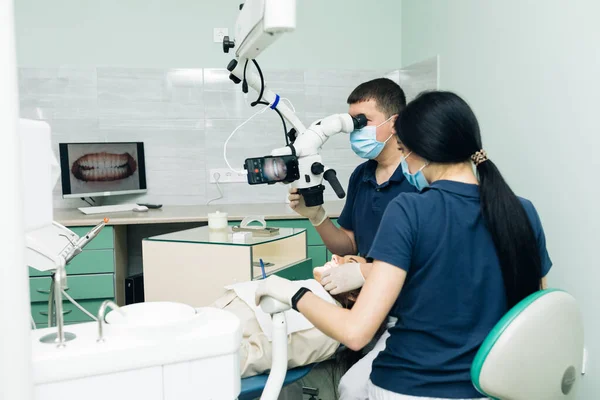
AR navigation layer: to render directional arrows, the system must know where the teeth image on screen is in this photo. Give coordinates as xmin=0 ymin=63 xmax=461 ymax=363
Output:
xmin=71 ymin=152 xmax=137 ymax=182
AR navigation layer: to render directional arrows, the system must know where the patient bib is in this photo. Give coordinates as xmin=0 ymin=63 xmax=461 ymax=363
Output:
xmin=224 ymin=279 xmax=337 ymax=341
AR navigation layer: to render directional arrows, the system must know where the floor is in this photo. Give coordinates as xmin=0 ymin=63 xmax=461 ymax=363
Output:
xmin=300 ymin=360 xmax=343 ymax=400
xmin=249 ymin=359 xmax=343 ymax=400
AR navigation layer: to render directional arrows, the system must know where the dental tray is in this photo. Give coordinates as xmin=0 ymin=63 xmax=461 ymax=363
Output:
xmin=231 ymin=226 xmax=280 ymax=236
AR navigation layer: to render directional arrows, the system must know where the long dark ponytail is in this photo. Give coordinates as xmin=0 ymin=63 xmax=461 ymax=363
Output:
xmin=396 ymin=91 xmax=542 ymax=308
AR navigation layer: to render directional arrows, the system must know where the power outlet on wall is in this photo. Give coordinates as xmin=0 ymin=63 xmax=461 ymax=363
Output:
xmin=210 ymin=168 xmax=247 ymax=183
xmin=213 ymin=28 xmax=228 ymax=43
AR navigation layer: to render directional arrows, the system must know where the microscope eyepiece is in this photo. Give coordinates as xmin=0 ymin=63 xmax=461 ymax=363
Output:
xmin=352 ymin=114 xmax=367 ymax=129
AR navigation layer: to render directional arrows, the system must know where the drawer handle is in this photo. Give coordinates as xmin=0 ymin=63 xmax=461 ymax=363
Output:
xmin=39 ymin=310 xmax=72 ymax=316
xmin=36 ymin=287 xmax=69 ymax=294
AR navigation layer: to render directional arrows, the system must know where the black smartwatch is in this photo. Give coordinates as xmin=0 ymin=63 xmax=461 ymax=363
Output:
xmin=291 ymin=287 xmax=311 ymax=311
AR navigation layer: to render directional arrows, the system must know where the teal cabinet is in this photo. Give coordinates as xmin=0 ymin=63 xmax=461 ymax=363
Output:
xmin=68 ymin=227 xmax=114 ymax=250
xmin=29 ymin=249 xmax=115 ymax=277
xmin=29 ymin=274 xmax=115 ymax=303
xmin=308 ymin=246 xmax=327 ymax=269
xmin=31 ymin=299 xmax=111 ymax=324
xmin=273 ymin=259 xmax=313 ymax=281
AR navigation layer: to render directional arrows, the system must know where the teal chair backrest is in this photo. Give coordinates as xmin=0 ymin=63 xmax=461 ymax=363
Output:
xmin=471 ymin=289 xmax=583 ymax=400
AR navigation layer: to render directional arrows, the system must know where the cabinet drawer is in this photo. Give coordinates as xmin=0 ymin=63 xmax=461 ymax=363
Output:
xmin=33 ymin=322 xmax=82 ymax=330
xmin=273 ymin=258 xmax=313 ymax=281
xmin=29 ymin=249 xmax=115 ymax=277
xmin=29 ymin=274 xmax=115 ymax=303
xmin=69 ymin=226 xmax=114 ymax=250
xmin=308 ymin=246 xmax=327 ymax=268
xmin=31 ymin=298 xmax=111 ymax=324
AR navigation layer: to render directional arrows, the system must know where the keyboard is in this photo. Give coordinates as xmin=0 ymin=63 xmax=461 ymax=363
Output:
xmin=78 ymin=204 xmax=139 ymax=215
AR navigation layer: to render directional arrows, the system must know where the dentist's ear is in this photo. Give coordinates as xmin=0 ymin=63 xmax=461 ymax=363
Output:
xmin=391 ymin=114 xmax=399 ymax=134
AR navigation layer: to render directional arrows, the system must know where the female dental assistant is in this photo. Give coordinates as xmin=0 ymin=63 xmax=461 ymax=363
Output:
xmin=255 ymin=91 xmax=552 ymax=399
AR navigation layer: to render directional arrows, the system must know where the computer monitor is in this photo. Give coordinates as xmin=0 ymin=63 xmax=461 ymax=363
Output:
xmin=59 ymin=142 xmax=147 ymax=199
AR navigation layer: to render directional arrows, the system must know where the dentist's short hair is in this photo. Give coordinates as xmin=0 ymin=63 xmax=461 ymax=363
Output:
xmin=347 ymin=78 xmax=407 ymax=118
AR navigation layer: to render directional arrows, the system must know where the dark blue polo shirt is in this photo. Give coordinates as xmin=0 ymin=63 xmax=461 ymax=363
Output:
xmin=368 ymin=180 xmax=552 ymax=398
xmin=338 ymin=160 xmax=417 ymax=257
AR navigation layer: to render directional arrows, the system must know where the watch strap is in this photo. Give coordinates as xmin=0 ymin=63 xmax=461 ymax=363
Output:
xmin=291 ymin=287 xmax=311 ymax=311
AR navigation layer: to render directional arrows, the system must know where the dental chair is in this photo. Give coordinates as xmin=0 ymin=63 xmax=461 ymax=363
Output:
xmin=471 ymin=289 xmax=584 ymax=400
xmin=239 ymin=364 xmax=315 ymax=400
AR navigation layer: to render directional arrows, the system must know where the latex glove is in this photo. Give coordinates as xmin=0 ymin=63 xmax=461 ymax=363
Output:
xmin=320 ymin=263 xmax=365 ymax=295
xmin=288 ymin=188 xmax=327 ymax=226
xmin=255 ymin=275 xmax=302 ymax=307
xmin=313 ymin=264 xmax=333 ymax=283
xmin=313 ymin=258 xmax=339 ymax=283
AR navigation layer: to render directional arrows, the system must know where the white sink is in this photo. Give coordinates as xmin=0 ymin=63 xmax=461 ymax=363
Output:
xmin=105 ymin=301 xmax=197 ymax=334
xmin=31 ymin=304 xmax=242 ymax=400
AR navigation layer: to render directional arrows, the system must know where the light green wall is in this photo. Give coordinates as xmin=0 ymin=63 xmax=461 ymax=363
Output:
xmin=14 ymin=0 xmax=402 ymax=68
xmin=402 ymin=1 xmax=599 ymax=397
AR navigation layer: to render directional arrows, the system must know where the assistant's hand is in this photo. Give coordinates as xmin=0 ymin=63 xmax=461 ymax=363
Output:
xmin=320 ymin=263 xmax=365 ymax=295
xmin=288 ymin=187 xmax=327 ymax=226
xmin=255 ymin=275 xmax=302 ymax=307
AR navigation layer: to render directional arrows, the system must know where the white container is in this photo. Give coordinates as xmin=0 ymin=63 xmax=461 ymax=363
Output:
xmin=232 ymin=231 xmax=252 ymax=244
xmin=209 ymin=230 xmax=230 ymax=243
xmin=208 ymin=211 xmax=228 ymax=230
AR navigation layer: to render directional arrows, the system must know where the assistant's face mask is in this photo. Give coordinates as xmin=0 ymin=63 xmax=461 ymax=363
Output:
xmin=401 ymin=151 xmax=429 ymax=190
xmin=350 ymin=115 xmax=395 ymax=159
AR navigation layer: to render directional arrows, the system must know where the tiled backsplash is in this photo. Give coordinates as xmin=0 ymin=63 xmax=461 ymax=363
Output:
xmin=18 ymin=57 xmax=438 ymax=208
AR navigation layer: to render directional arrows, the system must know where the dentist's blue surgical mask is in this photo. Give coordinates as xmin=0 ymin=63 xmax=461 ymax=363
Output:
xmin=401 ymin=151 xmax=429 ymax=190
xmin=350 ymin=116 xmax=395 ymax=159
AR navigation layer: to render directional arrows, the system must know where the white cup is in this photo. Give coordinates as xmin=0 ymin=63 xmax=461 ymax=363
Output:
xmin=208 ymin=211 xmax=228 ymax=230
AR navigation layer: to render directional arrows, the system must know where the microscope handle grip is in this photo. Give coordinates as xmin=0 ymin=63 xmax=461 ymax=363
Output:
xmin=323 ymin=169 xmax=345 ymax=199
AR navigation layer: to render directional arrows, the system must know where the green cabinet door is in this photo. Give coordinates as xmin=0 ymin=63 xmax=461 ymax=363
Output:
xmin=29 ymin=249 xmax=115 ymax=277
xmin=69 ymin=227 xmax=115 ymax=250
xmin=31 ymin=298 xmax=111 ymax=324
xmin=274 ymin=259 xmax=313 ymax=281
xmin=266 ymin=220 xmax=323 ymax=246
xmin=29 ymin=274 xmax=115 ymax=303
xmin=308 ymin=245 xmax=327 ymax=268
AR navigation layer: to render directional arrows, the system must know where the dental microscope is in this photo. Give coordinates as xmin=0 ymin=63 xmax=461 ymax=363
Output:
xmin=223 ymin=0 xmax=367 ymax=207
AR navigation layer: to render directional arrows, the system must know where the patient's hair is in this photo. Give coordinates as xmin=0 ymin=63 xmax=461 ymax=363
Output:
xmin=347 ymin=78 xmax=407 ymax=118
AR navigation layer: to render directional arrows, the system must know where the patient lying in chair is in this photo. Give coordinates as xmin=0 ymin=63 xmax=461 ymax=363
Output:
xmin=210 ymin=278 xmax=340 ymax=378
xmin=209 ymin=254 xmax=367 ymax=378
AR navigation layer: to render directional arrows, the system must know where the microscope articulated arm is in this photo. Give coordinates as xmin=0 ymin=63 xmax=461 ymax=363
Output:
xmin=227 ymin=58 xmax=306 ymax=135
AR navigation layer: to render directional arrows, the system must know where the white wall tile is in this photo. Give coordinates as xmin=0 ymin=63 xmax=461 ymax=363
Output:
xmin=19 ymin=66 xmax=408 ymax=209
xmin=398 ymin=56 xmax=439 ymax=101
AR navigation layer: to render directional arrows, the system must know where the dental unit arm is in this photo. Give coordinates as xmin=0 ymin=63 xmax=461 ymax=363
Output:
xmin=21 ymin=119 xmax=108 ymax=346
xmin=223 ymin=0 xmax=367 ymax=206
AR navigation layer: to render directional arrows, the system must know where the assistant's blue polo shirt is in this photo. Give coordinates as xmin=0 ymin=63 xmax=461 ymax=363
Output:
xmin=368 ymin=180 xmax=552 ymax=398
xmin=338 ymin=160 xmax=417 ymax=257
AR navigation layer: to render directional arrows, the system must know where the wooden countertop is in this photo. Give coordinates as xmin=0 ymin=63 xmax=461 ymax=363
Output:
xmin=54 ymin=201 xmax=346 ymax=227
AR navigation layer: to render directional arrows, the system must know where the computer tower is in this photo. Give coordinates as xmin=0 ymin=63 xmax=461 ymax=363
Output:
xmin=125 ymin=273 xmax=145 ymax=305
